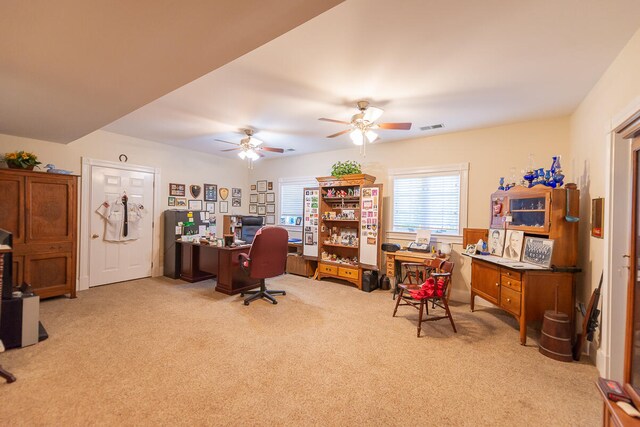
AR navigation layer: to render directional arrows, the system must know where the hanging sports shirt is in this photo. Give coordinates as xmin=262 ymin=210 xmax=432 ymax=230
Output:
xmin=96 ymin=199 xmax=147 ymax=242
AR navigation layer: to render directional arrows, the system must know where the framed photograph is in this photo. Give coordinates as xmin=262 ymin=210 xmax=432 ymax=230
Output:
xmin=188 ymin=200 xmax=202 ymax=210
xmin=266 ymin=215 xmax=275 ymax=225
xmin=522 ymin=237 xmax=555 ymax=268
xmin=232 ymin=188 xmax=242 ymax=198
xmin=465 ymin=244 xmax=476 ymax=255
xmin=169 ymin=183 xmax=186 ymax=197
xmin=503 ymin=230 xmax=525 ymax=261
xmin=258 ymin=205 xmax=266 ymax=215
xmin=592 ymin=197 xmax=604 ymax=238
xmin=258 ymin=193 xmax=266 ymax=204
xmin=204 ymin=184 xmax=218 ymax=202
xmin=266 ymin=192 xmax=275 ymax=203
xmin=205 ymin=202 xmax=215 ymax=214
xmin=266 ymin=204 xmax=275 ymax=214
xmin=295 ymin=217 xmax=302 ymax=226
xmin=232 ymin=198 xmax=241 ymax=207
xmin=250 ymin=194 xmax=258 ymax=203
xmin=488 ymin=228 xmax=506 ymax=257
xmin=251 ymin=184 xmax=257 ymax=191
xmin=267 ymin=181 xmax=273 ymax=191
xmin=219 ymin=201 xmax=228 ymax=213
xmin=168 ymin=196 xmax=176 ymax=206
xmin=176 ymin=198 xmax=187 ymax=207
xmin=257 ymin=180 xmax=267 ymax=193
xmin=249 ymin=204 xmax=257 ymax=214
xmin=305 ymin=232 xmax=313 ymax=245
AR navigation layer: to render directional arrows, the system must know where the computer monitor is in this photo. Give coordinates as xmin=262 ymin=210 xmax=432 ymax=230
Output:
xmin=240 ymin=216 xmax=264 ymax=244
xmin=0 ymin=229 xmax=13 ymax=300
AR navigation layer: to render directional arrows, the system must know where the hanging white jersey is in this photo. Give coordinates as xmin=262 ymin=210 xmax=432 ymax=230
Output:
xmin=96 ymin=199 xmax=147 ymax=242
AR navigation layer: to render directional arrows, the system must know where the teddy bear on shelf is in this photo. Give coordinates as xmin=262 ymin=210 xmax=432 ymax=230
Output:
xmin=326 ymin=189 xmax=336 ymax=198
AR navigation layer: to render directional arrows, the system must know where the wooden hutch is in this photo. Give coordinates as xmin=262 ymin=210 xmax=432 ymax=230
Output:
xmin=311 ymin=174 xmax=383 ymax=289
xmin=0 ymin=168 xmax=78 ymax=298
xmin=468 ymin=185 xmax=579 ymax=345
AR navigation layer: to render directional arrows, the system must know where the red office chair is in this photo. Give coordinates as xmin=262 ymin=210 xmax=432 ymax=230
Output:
xmin=238 ymin=226 xmax=288 ymax=305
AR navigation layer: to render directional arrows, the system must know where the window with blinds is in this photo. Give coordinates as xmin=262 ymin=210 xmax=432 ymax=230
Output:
xmin=279 ymin=179 xmax=316 ymax=226
xmin=392 ymin=172 xmax=462 ymax=235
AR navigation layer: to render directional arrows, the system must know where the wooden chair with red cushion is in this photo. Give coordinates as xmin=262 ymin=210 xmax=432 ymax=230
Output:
xmin=392 ymin=260 xmax=456 ymax=337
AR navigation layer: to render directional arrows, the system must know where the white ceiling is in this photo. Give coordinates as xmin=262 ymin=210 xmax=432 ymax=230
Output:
xmin=0 ymin=0 xmax=341 ymax=142
xmin=104 ymin=0 xmax=640 ymax=159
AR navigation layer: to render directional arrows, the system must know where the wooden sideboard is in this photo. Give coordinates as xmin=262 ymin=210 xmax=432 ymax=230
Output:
xmin=468 ymin=255 xmax=575 ymax=345
xmin=0 ymin=169 xmax=78 ymax=298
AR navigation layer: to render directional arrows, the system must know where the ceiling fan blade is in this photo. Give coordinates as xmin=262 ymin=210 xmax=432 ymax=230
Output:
xmin=319 ymin=118 xmax=351 ymax=125
xmin=377 ymin=122 xmax=412 ymax=130
xmin=215 ymin=139 xmax=239 ymax=145
xmin=221 ymin=148 xmax=241 ymax=152
xmin=326 ymin=129 xmax=351 ymax=138
xmin=260 ymin=146 xmax=285 ymax=153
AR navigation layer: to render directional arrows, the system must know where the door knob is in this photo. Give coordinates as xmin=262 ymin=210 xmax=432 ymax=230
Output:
xmin=92 ymin=234 xmax=99 ymax=239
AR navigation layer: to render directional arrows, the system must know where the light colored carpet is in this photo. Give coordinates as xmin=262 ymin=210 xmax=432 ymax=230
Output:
xmin=1 ymin=275 xmax=600 ymax=426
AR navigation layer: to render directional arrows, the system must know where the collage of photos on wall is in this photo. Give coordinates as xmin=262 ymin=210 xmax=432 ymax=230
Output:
xmin=250 ymin=180 xmax=276 ymax=224
xmin=303 ymin=189 xmax=319 ymax=246
xmin=360 ymin=187 xmax=379 ymax=246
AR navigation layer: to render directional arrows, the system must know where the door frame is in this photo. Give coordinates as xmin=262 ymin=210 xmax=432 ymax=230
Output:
xmin=78 ymin=157 xmax=162 ymax=292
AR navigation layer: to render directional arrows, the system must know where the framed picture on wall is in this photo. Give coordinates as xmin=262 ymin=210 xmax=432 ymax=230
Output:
xmin=258 ymin=193 xmax=266 ymax=204
xmin=249 ymin=204 xmax=257 ymax=214
xmin=251 ymin=184 xmax=257 ymax=191
xmin=220 ymin=201 xmax=228 ymax=213
xmin=267 ymin=181 xmax=273 ymax=191
xmin=232 ymin=198 xmax=241 ymax=207
xmin=266 ymin=192 xmax=275 ymax=203
xmin=168 ymin=197 xmax=176 ymax=206
xmin=258 ymin=205 xmax=266 ymax=215
xmin=169 ymin=183 xmax=186 ymax=197
xmin=232 ymin=188 xmax=242 ymax=198
xmin=188 ymin=200 xmax=202 ymax=210
xmin=266 ymin=215 xmax=275 ymax=225
xmin=250 ymin=194 xmax=258 ymax=203
xmin=266 ymin=204 xmax=275 ymax=214
xmin=204 ymin=184 xmax=218 ymax=201
xmin=257 ymin=180 xmax=267 ymax=193
xmin=205 ymin=202 xmax=215 ymax=214
xmin=176 ymin=198 xmax=187 ymax=207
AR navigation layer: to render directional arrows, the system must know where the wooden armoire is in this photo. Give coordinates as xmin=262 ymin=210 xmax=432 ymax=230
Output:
xmin=0 ymin=168 xmax=78 ymax=298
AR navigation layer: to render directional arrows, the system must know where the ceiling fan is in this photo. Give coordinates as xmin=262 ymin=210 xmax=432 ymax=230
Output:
xmin=215 ymin=129 xmax=284 ymax=166
xmin=319 ymin=101 xmax=412 ymax=155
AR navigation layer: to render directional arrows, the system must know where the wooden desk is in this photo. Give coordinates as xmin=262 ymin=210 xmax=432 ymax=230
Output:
xmin=466 ymin=253 xmax=576 ymax=345
xmin=597 ymin=381 xmax=640 ymax=426
xmin=177 ymin=241 xmax=260 ymax=295
xmin=385 ymin=250 xmax=443 ymax=284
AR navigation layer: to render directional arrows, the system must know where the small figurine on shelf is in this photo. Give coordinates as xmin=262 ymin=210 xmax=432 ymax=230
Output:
xmin=498 ymin=177 xmax=505 ymax=191
xmin=347 ymin=188 xmax=354 ymax=197
xmin=326 ymin=188 xmax=336 ymax=198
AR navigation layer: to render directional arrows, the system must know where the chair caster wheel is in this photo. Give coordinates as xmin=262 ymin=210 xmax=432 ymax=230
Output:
xmin=240 ymin=293 xmax=244 ymax=297
xmin=282 ymin=291 xmax=286 ymax=295
xmin=244 ymin=301 xmax=249 ymax=306
xmin=273 ymin=301 xmax=278 ymax=304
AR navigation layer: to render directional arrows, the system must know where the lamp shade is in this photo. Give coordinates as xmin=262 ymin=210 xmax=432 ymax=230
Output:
xmin=350 ymin=129 xmax=364 ymax=146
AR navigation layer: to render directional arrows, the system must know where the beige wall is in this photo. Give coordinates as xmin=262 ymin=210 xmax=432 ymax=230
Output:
xmin=569 ymin=27 xmax=640 ymax=376
xmin=0 ymin=130 xmax=251 ymax=281
xmin=250 ymin=116 xmax=571 ymax=301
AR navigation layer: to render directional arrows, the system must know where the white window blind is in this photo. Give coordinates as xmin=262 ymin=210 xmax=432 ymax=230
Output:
xmin=393 ymin=172 xmax=461 ymax=235
xmin=280 ymin=178 xmax=316 ymax=225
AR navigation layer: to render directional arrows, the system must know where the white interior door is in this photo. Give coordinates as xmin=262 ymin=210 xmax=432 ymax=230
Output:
xmin=89 ymin=165 xmax=154 ymax=287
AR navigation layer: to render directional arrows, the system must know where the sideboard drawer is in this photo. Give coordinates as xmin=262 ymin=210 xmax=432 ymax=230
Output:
xmin=338 ymin=267 xmax=359 ymax=280
xmin=501 ymin=269 xmax=522 ymax=281
xmin=500 ymin=286 xmax=521 ymax=316
xmin=501 ymin=275 xmax=522 ymax=292
xmin=319 ymin=263 xmax=338 ymax=275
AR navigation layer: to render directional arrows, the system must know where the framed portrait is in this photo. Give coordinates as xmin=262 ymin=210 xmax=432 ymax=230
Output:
xmin=251 ymin=184 xmax=257 ymax=191
xmin=465 ymin=244 xmax=476 ymax=255
xmin=257 ymin=180 xmax=267 ymax=193
xmin=266 ymin=192 xmax=275 ymax=203
xmin=205 ymin=202 xmax=215 ymax=214
xmin=592 ymin=197 xmax=604 ymax=238
xmin=232 ymin=198 xmax=241 ymax=207
xmin=169 ymin=183 xmax=185 ymax=197
xmin=258 ymin=193 xmax=266 ymax=204
xmin=305 ymin=232 xmax=313 ymax=245
xmin=232 ymin=188 xmax=242 ymax=198
xmin=488 ymin=228 xmax=506 ymax=257
xmin=219 ymin=201 xmax=228 ymax=213
xmin=176 ymin=198 xmax=187 ymax=207
xmin=250 ymin=194 xmax=258 ymax=203
xmin=295 ymin=217 xmax=302 ymax=226
xmin=188 ymin=200 xmax=202 ymax=210
xmin=204 ymin=184 xmax=218 ymax=201
xmin=266 ymin=215 xmax=275 ymax=225
xmin=503 ymin=230 xmax=525 ymax=261
xmin=266 ymin=204 xmax=275 ymax=214
xmin=267 ymin=181 xmax=273 ymax=191
xmin=168 ymin=196 xmax=176 ymax=206
xmin=258 ymin=205 xmax=266 ymax=215
xmin=522 ymin=237 xmax=555 ymax=268
xmin=249 ymin=204 xmax=257 ymax=214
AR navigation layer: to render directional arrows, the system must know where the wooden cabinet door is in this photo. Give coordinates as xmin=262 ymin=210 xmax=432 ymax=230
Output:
xmin=472 ymin=260 xmax=500 ymax=304
xmin=25 ymin=175 xmax=76 ymax=243
xmin=23 ymin=251 xmax=73 ymax=298
xmin=0 ymin=172 xmax=25 ymax=244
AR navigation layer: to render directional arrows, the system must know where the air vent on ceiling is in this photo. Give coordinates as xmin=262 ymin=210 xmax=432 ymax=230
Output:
xmin=420 ymin=123 xmax=445 ymax=131
xmin=286 ymin=148 xmax=295 ymax=152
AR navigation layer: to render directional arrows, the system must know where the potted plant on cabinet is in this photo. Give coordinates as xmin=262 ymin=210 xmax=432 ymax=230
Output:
xmin=3 ymin=151 xmax=41 ymax=170
xmin=330 ymin=160 xmax=362 ymax=179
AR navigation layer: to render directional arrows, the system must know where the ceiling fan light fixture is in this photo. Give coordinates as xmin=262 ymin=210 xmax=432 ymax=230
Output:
xmin=365 ymin=130 xmax=378 ymax=142
xmin=247 ymin=149 xmax=260 ymax=161
xmin=238 ymin=150 xmax=247 ymax=160
xmin=363 ymin=106 xmax=384 ymax=122
xmin=350 ymin=129 xmax=364 ymax=146
xmin=249 ymin=137 xmax=263 ymax=146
